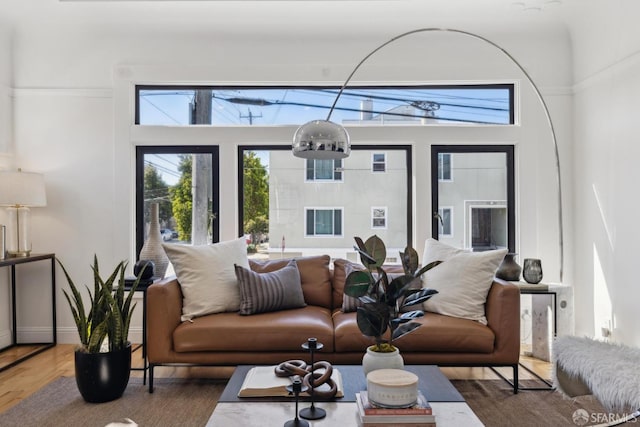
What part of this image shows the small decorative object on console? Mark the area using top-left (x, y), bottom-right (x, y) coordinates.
top-left (133, 259), bottom-right (155, 279)
top-left (495, 252), bottom-right (522, 281)
top-left (523, 258), bottom-right (543, 284)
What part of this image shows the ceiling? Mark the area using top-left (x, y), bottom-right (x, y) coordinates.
top-left (0, 0), bottom-right (573, 40)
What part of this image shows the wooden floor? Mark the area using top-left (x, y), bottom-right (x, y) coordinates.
top-left (0, 344), bottom-right (552, 414)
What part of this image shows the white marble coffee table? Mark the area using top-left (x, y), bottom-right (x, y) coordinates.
top-left (206, 365), bottom-right (484, 426)
top-left (206, 401), bottom-right (484, 426)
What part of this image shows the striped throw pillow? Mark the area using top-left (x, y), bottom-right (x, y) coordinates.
top-left (234, 259), bottom-right (306, 315)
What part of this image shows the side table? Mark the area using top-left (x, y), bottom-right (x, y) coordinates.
top-left (0, 253), bottom-right (57, 372)
top-left (124, 276), bottom-right (158, 385)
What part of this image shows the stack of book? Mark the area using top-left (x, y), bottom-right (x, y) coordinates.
top-left (355, 391), bottom-right (436, 427)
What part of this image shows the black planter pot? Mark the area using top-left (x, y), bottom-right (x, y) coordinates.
top-left (74, 343), bottom-right (132, 403)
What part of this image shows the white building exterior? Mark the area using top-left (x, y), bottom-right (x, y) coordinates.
top-left (268, 149), bottom-right (408, 261)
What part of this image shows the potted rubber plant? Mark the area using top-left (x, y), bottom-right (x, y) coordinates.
top-left (344, 235), bottom-right (441, 373)
top-left (59, 255), bottom-right (146, 403)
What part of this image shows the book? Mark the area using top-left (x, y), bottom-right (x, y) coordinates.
top-left (237, 365), bottom-right (344, 398)
top-left (355, 392), bottom-right (436, 424)
top-left (359, 390), bottom-right (432, 415)
top-left (357, 420), bottom-right (436, 427)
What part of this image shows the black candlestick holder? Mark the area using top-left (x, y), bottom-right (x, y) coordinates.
top-left (299, 338), bottom-right (326, 420)
top-left (284, 377), bottom-right (309, 427)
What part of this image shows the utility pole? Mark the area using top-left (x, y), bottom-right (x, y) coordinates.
top-left (239, 108), bottom-right (262, 125)
top-left (190, 90), bottom-right (213, 244)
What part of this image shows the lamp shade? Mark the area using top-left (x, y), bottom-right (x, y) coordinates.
top-left (0, 170), bottom-right (47, 207)
top-left (292, 120), bottom-right (351, 160)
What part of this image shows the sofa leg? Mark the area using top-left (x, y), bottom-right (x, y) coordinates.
top-left (513, 364), bottom-right (519, 394)
top-left (149, 364), bottom-right (154, 393)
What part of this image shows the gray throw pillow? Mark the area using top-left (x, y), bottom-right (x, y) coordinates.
top-left (234, 259), bottom-right (306, 315)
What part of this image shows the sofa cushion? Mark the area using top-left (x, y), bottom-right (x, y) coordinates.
top-left (249, 255), bottom-right (332, 309)
top-left (421, 238), bottom-right (507, 324)
top-left (173, 305), bottom-right (335, 353)
top-left (333, 311), bottom-right (494, 353)
top-left (235, 259), bottom-right (306, 315)
top-left (163, 237), bottom-right (250, 321)
top-left (332, 258), bottom-right (404, 312)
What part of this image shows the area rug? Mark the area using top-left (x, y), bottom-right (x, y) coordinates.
top-left (451, 379), bottom-right (630, 427)
top-left (0, 377), bottom-right (626, 427)
top-left (0, 377), bottom-right (225, 427)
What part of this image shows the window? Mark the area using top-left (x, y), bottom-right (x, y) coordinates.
top-left (135, 146), bottom-right (219, 258)
top-left (438, 207), bottom-right (453, 237)
top-left (238, 145), bottom-right (411, 260)
top-left (306, 208), bottom-right (343, 236)
top-left (306, 159), bottom-right (343, 181)
top-left (372, 207), bottom-right (387, 229)
top-left (136, 85), bottom-right (514, 126)
top-left (431, 145), bottom-right (515, 252)
top-left (438, 153), bottom-right (452, 181)
top-left (372, 153), bottom-right (386, 172)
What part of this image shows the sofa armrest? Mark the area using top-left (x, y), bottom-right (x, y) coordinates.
top-left (147, 276), bottom-right (183, 362)
top-left (485, 278), bottom-right (521, 363)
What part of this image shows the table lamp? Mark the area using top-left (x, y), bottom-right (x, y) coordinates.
top-left (0, 169), bottom-right (47, 257)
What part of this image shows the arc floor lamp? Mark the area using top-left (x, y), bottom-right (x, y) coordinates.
top-left (292, 28), bottom-right (564, 282)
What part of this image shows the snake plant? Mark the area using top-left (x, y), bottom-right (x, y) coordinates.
top-left (59, 255), bottom-right (142, 353)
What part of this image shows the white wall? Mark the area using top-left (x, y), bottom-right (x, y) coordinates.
top-left (5, 24), bottom-right (573, 344)
top-left (568, 0), bottom-right (640, 345)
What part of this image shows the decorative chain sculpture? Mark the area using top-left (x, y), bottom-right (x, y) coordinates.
top-left (275, 360), bottom-right (338, 399)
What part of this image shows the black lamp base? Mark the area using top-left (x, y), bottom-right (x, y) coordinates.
top-left (299, 406), bottom-right (326, 420)
top-left (284, 419), bottom-right (309, 427)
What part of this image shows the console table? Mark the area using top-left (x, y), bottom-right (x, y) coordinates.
top-left (0, 253), bottom-right (57, 372)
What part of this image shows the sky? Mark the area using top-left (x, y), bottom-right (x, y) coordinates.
top-left (139, 86), bottom-right (511, 186)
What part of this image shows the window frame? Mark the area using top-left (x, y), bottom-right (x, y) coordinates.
top-left (305, 207), bottom-right (344, 237)
top-left (372, 152), bottom-right (386, 173)
top-left (431, 145), bottom-right (515, 252)
top-left (438, 206), bottom-right (453, 237)
top-left (135, 145), bottom-right (220, 258)
top-left (438, 153), bottom-right (453, 181)
top-left (135, 84), bottom-right (515, 126)
top-left (372, 206), bottom-right (388, 229)
top-left (305, 158), bottom-right (343, 182)
top-left (238, 144), bottom-right (413, 247)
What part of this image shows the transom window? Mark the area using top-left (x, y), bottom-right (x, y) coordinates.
top-left (136, 85), bottom-right (514, 126)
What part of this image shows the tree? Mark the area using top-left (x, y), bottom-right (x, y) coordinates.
top-left (143, 165), bottom-right (171, 224)
top-left (245, 215), bottom-right (269, 244)
top-left (170, 155), bottom-right (193, 241)
top-left (243, 152), bottom-right (269, 239)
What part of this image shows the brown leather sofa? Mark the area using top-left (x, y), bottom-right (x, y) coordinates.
top-left (146, 255), bottom-right (521, 392)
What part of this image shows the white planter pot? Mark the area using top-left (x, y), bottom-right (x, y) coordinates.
top-left (362, 345), bottom-right (404, 376)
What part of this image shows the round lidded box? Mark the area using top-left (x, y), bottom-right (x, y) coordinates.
top-left (366, 369), bottom-right (418, 408)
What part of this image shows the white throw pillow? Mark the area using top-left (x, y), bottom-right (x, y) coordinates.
top-left (163, 237), bottom-right (250, 321)
top-left (421, 238), bottom-right (507, 324)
